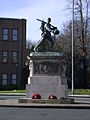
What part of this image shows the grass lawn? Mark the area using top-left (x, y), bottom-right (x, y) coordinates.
top-left (69, 89), bottom-right (90, 95)
top-left (0, 90), bottom-right (26, 93)
top-left (0, 89), bottom-right (90, 95)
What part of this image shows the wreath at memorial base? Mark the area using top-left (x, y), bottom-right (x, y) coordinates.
top-left (32, 94), bottom-right (41, 99)
top-left (48, 95), bottom-right (57, 100)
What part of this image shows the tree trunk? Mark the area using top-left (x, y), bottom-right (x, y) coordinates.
top-left (79, 0), bottom-right (88, 88)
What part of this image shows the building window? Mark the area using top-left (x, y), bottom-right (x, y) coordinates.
top-left (12, 29), bottom-right (18, 41)
top-left (2, 74), bottom-right (8, 85)
top-left (12, 51), bottom-right (18, 63)
top-left (11, 74), bottom-right (17, 85)
top-left (2, 28), bottom-right (8, 40)
top-left (2, 51), bottom-right (8, 63)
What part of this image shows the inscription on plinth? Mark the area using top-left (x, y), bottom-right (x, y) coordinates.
top-left (34, 61), bottom-right (59, 75)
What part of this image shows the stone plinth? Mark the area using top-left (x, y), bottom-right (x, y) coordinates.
top-left (26, 52), bottom-right (68, 99)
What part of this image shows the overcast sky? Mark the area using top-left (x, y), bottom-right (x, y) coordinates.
top-left (0, 0), bottom-right (70, 42)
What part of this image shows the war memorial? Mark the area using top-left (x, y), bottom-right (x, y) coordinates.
top-left (19, 18), bottom-right (71, 103)
top-left (26, 18), bottom-right (68, 99)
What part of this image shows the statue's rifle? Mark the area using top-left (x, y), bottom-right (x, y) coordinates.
top-left (36, 19), bottom-right (57, 29)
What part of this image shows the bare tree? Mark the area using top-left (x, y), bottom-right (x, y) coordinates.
top-left (73, 0), bottom-right (90, 87)
top-left (55, 0), bottom-right (90, 88)
top-left (26, 40), bottom-right (35, 56)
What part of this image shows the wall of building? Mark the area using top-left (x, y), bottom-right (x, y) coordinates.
top-left (0, 18), bottom-right (26, 89)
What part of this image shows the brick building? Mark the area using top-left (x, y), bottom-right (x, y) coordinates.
top-left (0, 18), bottom-right (26, 89)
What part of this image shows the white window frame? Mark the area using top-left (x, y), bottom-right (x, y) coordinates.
top-left (12, 29), bottom-right (18, 41)
top-left (11, 74), bottom-right (17, 85)
top-left (12, 51), bottom-right (18, 63)
top-left (2, 74), bottom-right (8, 85)
top-left (3, 28), bottom-right (8, 41)
top-left (2, 51), bottom-right (8, 63)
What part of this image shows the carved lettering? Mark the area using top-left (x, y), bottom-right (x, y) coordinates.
top-left (34, 62), bottom-right (59, 75)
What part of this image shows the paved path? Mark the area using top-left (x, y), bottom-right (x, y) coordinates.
top-left (0, 94), bottom-right (90, 108)
top-left (0, 98), bottom-right (90, 108)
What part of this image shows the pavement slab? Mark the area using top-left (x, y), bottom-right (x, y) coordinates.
top-left (0, 99), bottom-right (90, 108)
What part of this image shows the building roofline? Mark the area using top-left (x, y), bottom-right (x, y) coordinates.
top-left (0, 17), bottom-right (26, 21)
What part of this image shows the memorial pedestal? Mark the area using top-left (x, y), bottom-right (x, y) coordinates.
top-left (26, 52), bottom-right (68, 99)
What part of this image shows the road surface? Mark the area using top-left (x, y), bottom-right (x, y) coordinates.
top-left (0, 107), bottom-right (90, 120)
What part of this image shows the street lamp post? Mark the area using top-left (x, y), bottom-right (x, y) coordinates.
top-left (72, 0), bottom-right (74, 94)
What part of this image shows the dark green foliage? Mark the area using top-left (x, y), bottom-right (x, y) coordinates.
top-left (21, 65), bottom-right (29, 89)
top-left (0, 85), bottom-right (18, 90)
top-left (37, 40), bottom-right (50, 52)
top-left (26, 45), bottom-right (35, 56)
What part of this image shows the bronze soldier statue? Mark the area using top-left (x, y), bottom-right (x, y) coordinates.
top-left (34, 18), bottom-right (59, 52)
